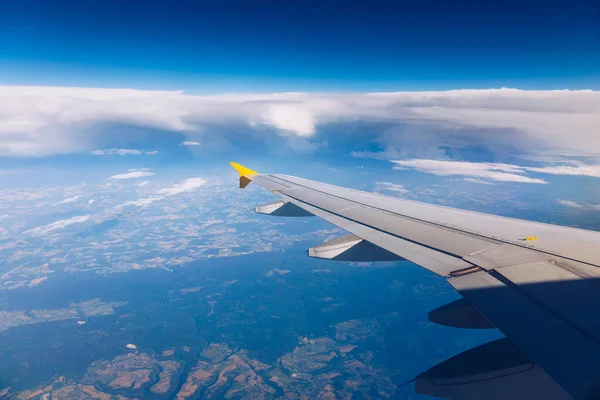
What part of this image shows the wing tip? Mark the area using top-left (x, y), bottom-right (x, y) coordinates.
top-left (230, 162), bottom-right (258, 177)
top-left (230, 162), bottom-right (258, 189)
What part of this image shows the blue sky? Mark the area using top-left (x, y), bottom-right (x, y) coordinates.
top-left (1, 0), bottom-right (599, 91)
top-left (1, 0), bottom-right (600, 217)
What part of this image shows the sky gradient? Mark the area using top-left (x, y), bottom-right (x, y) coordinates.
top-left (1, 0), bottom-right (599, 91)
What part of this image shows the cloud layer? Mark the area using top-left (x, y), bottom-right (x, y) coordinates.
top-left (109, 169), bottom-right (155, 180)
top-left (524, 165), bottom-right (600, 178)
top-left (1, 86), bottom-right (600, 158)
top-left (54, 195), bottom-right (82, 205)
top-left (27, 215), bottom-right (91, 236)
top-left (156, 177), bottom-right (207, 195)
top-left (374, 181), bottom-right (408, 193)
top-left (92, 148), bottom-right (142, 156)
top-left (124, 177), bottom-right (207, 207)
top-left (392, 160), bottom-right (548, 183)
top-left (391, 159), bottom-right (600, 183)
top-left (179, 141), bottom-right (201, 146)
top-left (91, 148), bottom-right (158, 156)
top-left (557, 199), bottom-right (600, 211)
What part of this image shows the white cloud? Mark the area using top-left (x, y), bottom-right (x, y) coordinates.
top-left (27, 215), bottom-right (91, 236)
top-left (122, 197), bottom-right (163, 207)
top-left (523, 165), bottom-right (600, 178)
top-left (137, 181), bottom-right (150, 187)
top-left (374, 181), bottom-right (408, 193)
top-left (54, 195), bottom-right (82, 205)
top-left (157, 177), bottom-right (207, 195)
top-left (2, 86), bottom-right (600, 158)
top-left (557, 199), bottom-right (600, 210)
top-left (392, 159), bottom-right (548, 184)
top-left (91, 148), bottom-right (142, 156)
top-left (463, 178), bottom-right (496, 185)
top-left (391, 159), bottom-right (600, 183)
top-left (88, 199), bottom-right (96, 205)
top-left (109, 169), bottom-right (155, 180)
top-left (179, 141), bottom-right (201, 146)
top-left (123, 177), bottom-right (207, 207)
top-left (91, 148), bottom-right (157, 156)
top-left (558, 199), bottom-right (584, 208)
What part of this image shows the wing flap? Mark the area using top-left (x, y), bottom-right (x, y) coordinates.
top-left (254, 200), bottom-right (314, 217)
top-left (308, 234), bottom-right (404, 261)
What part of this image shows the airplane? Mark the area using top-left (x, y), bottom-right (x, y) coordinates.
top-left (230, 162), bottom-right (600, 400)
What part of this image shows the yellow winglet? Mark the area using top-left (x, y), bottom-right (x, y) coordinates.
top-left (523, 236), bottom-right (539, 241)
top-left (230, 162), bottom-right (259, 189)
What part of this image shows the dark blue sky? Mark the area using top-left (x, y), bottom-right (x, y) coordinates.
top-left (1, 0), bottom-right (599, 91)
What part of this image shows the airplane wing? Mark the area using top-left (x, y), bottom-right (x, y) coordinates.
top-left (230, 162), bottom-right (600, 400)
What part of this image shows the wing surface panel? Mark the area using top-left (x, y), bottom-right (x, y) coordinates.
top-left (258, 176), bottom-right (502, 262)
top-left (274, 174), bottom-right (600, 267)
